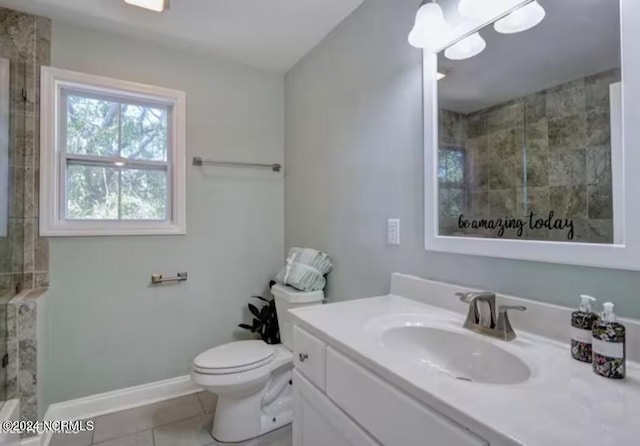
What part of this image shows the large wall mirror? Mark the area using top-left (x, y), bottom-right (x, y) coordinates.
top-left (422, 0), bottom-right (640, 270)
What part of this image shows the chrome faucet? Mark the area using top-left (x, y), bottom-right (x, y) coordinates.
top-left (456, 292), bottom-right (526, 341)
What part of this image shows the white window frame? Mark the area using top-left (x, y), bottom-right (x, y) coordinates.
top-left (423, 0), bottom-right (640, 271)
top-left (40, 67), bottom-right (186, 236)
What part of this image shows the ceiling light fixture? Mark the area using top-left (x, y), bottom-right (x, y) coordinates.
top-left (494, 1), bottom-right (546, 34)
top-left (124, 0), bottom-right (169, 12)
top-left (408, 2), bottom-right (452, 51)
top-left (444, 32), bottom-right (486, 60)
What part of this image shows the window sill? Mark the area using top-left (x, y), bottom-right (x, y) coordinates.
top-left (40, 221), bottom-right (186, 237)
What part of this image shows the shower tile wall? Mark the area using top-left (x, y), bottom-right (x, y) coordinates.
top-left (0, 7), bottom-right (50, 432)
top-left (0, 12), bottom-right (26, 293)
top-left (6, 289), bottom-right (41, 426)
top-left (438, 69), bottom-right (619, 243)
top-left (0, 8), bottom-right (51, 293)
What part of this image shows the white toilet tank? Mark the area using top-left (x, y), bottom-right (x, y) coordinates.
top-left (271, 284), bottom-right (324, 350)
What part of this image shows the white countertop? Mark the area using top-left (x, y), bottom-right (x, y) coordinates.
top-left (290, 294), bottom-right (640, 446)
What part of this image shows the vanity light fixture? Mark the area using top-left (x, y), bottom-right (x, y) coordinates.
top-left (408, 1), bottom-right (452, 50)
top-left (124, 0), bottom-right (169, 12)
top-left (494, 1), bottom-right (546, 34)
top-left (444, 32), bottom-right (486, 60)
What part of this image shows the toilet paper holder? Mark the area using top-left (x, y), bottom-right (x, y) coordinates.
top-left (151, 272), bottom-right (188, 285)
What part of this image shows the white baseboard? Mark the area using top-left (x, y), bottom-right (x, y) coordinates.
top-left (19, 436), bottom-right (39, 446)
top-left (37, 375), bottom-right (201, 446)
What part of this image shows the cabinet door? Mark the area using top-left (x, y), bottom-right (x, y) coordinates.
top-left (293, 326), bottom-right (327, 390)
top-left (293, 370), bottom-right (379, 446)
top-left (326, 347), bottom-right (489, 446)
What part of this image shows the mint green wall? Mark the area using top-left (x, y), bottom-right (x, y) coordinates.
top-left (284, 0), bottom-right (640, 318)
top-left (42, 22), bottom-right (284, 410)
top-left (40, 0), bottom-right (640, 414)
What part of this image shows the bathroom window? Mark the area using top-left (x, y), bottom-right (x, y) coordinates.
top-left (438, 146), bottom-right (467, 234)
top-left (40, 67), bottom-right (186, 236)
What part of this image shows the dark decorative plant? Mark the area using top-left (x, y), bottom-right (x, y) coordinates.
top-left (239, 281), bottom-right (281, 345)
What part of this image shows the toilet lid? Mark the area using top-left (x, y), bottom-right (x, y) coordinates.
top-left (194, 340), bottom-right (275, 373)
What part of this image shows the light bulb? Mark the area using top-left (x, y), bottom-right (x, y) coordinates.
top-left (494, 1), bottom-right (546, 34)
top-left (444, 33), bottom-right (486, 60)
top-left (408, 3), bottom-right (452, 51)
top-left (458, 0), bottom-right (519, 21)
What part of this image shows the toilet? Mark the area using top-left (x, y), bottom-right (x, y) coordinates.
top-left (191, 284), bottom-right (324, 443)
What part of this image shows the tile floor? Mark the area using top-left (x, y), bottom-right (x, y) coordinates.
top-left (50, 392), bottom-right (292, 446)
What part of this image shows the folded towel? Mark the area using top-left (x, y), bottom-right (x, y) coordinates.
top-left (275, 247), bottom-right (332, 292)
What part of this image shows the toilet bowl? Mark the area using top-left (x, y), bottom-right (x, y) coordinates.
top-left (192, 284), bottom-right (324, 443)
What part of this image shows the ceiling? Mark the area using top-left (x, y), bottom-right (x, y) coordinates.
top-left (0, 0), bottom-right (363, 72)
top-left (438, 0), bottom-right (621, 114)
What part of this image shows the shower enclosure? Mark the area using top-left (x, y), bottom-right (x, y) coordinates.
top-left (0, 34), bottom-right (27, 409)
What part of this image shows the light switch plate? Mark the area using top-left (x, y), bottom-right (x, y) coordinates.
top-left (388, 219), bottom-right (400, 245)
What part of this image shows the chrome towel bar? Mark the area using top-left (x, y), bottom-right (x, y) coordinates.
top-left (193, 157), bottom-right (282, 173)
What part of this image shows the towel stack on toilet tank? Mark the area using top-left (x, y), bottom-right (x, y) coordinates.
top-left (275, 247), bottom-right (332, 292)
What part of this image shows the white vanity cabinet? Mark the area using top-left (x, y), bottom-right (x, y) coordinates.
top-left (292, 326), bottom-right (489, 446)
top-left (293, 370), bottom-right (379, 446)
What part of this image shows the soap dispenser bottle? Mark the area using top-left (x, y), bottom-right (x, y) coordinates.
top-left (571, 295), bottom-right (598, 363)
top-left (592, 302), bottom-right (626, 379)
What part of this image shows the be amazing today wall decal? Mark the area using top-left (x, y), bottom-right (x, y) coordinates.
top-left (457, 211), bottom-right (575, 240)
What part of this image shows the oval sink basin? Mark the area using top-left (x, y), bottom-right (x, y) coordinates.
top-left (380, 326), bottom-right (531, 385)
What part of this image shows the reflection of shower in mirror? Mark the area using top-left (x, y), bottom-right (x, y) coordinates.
top-left (436, 0), bottom-right (621, 245)
top-left (0, 58), bottom-right (9, 238)
top-left (423, 0), bottom-right (636, 270)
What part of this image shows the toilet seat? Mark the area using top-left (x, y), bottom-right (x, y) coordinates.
top-left (193, 340), bottom-right (275, 375)
top-left (192, 345), bottom-right (292, 396)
